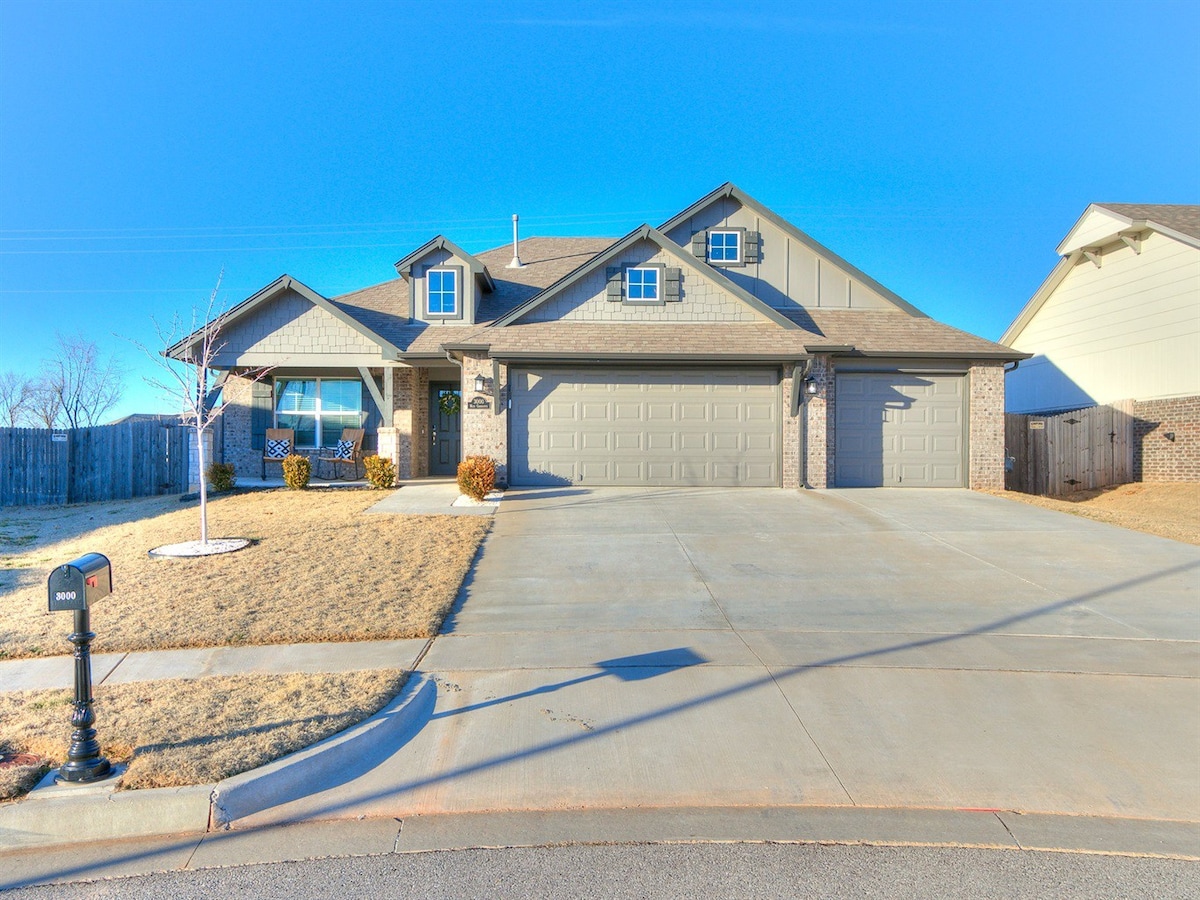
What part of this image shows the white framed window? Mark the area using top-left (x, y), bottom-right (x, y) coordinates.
top-left (708, 230), bottom-right (742, 265)
top-left (427, 268), bottom-right (458, 316)
top-left (625, 266), bottom-right (661, 302)
top-left (274, 378), bottom-right (362, 449)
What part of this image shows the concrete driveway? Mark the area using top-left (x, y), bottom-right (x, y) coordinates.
top-left (238, 488), bottom-right (1200, 831)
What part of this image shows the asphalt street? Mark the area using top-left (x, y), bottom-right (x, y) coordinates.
top-left (3, 843), bottom-right (1196, 899)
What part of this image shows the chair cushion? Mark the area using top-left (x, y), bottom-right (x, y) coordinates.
top-left (265, 438), bottom-right (291, 459)
top-left (334, 439), bottom-right (355, 460)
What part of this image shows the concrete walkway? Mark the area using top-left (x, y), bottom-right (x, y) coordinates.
top-left (4, 486), bottom-right (1198, 874)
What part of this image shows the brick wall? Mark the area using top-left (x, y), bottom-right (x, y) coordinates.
top-left (781, 363), bottom-right (800, 489)
top-left (968, 363), bottom-right (1006, 490)
top-left (1132, 395), bottom-right (1200, 482)
top-left (461, 352), bottom-right (508, 485)
top-left (803, 356), bottom-right (832, 488)
top-left (221, 373), bottom-right (259, 480)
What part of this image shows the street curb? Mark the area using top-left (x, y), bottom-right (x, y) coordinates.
top-left (0, 673), bottom-right (436, 851)
top-left (209, 672), bottom-right (436, 829)
top-left (0, 778), bottom-right (214, 852)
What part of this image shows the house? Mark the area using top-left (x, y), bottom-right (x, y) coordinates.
top-left (1003, 204), bottom-right (1200, 481)
top-left (169, 184), bottom-right (1021, 490)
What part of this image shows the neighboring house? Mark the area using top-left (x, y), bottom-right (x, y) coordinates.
top-left (169, 184), bottom-right (1021, 490)
top-left (1003, 203), bottom-right (1200, 481)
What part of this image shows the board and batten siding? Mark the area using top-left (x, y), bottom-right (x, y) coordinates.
top-left (662, 195), bottom-right (897, 312)
top-left (1007, 231), bottom-right (1200, 413)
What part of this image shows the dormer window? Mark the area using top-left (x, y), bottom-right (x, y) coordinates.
top-left (625, 266), bottom-right (661, 302)
top-left (427, 268), bottom-right (459, 317)
top-left (708, 229), bottom-right (743, 265)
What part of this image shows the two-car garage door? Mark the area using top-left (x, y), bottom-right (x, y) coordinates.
top-left (510, 368), bottom-right (780, 486)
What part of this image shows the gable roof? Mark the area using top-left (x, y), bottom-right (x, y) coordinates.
top-left (165, 274), bottom-right (403, 362)
top-left (492, 223), bottom-right (798, 330)
top-left (1096, 204), bottom-right (1200, 240)
top-left (1057, 203), bottom-right (1200, 255)
top-left (658, 182), bottom-right (928, 318)
top-left (1003, 202), bottom-right (1200, 345)
top-left (393, 235), bottom-right (496, 291)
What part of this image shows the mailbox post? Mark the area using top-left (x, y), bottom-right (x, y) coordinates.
top-left (47, 553), bottom-right (113, 783)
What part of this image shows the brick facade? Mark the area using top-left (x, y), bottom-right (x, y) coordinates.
top-left (460, 352), bottom-right (508, 485)
top-left (388, 367), bottom-right (431, 480)
top-left (221, 373), bottom-right (261, 480)
top-left (803, 356), bottom-right (833, 488)
top-left (968, 362), bottom-right (1006, 490)
top-left (780, 363), bottom-right (800, 489)
top-left (1132, 395), bottom-right (1200, 482)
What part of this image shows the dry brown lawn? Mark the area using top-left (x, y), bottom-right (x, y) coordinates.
top-left (988, 482), bottom-right (1200, 545)
top-left (0, 489), bottom-right (489, 659)
top-left (0, 669), bottom-right (406, 800)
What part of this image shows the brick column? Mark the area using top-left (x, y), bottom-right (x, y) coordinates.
top-left (968, 362), bottom-right (1005, 490)
top-left (460, 352), bottom-right (508, 485)
top-left (781, 363), bottom-right (801, 489)
top-left (803, 356), bottom-right (833, 488)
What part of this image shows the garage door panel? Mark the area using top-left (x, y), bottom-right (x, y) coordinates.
top-left (835, 373), bottom-right (966, 488)
top-left (712, 432), bottom-right (740, 451)
top-left (512, 368), bottom-right (779, 486)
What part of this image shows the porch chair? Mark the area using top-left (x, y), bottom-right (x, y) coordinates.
top-left (318, 428), bottom-right (365, 480)
top-left (262, 428), bottom-right (295, 480)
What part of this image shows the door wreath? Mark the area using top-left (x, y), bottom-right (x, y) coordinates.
top-left (438, 392), bottom-right (461, 417)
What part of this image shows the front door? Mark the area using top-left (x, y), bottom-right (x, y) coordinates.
top-left (429, 382), bottom-right (462, 476)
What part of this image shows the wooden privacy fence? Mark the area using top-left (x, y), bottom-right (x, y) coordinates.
top-left (0, 422), bottom-right (189, 506)
top-left (1005, 400), bottom-right (1133, 497)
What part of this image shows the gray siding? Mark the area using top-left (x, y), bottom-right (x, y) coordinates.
top-left (215, 289), bottom-right (380, 363)
top-left (664, 199), bottom-right (897, 312)
top-left (518, 239), bottom-right (763, 324)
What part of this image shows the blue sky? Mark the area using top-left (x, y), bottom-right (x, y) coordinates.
top-left (2, 0), bottom-right (1197, 419)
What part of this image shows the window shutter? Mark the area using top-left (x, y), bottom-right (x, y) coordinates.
top-left (743, 231), bottom-right (761, 264)
top-left (250, 380), bottom-right (274, 451)
top-left (606, 266), bottom-right (623, 301)
top-left (665, 267), bottom-right (682, 301)
top-left (691, 231), bottom-right (707, 258)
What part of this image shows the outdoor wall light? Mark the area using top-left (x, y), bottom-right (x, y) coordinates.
top-left (474, 374), bottom-right (493, 395)
top-left (804, 376), bottom-right (818, 395)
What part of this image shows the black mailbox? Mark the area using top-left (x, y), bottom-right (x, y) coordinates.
top-left (48, 553), bottom-right (112, 612)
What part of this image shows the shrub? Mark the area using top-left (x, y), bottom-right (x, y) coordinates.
top-left (457, 455), bottom-right (496, 501)
top-left (363, 454), bottom-right (396, 489)
top-left (281, 454), bottom-right (311, 490)
top-left (206, 461), bottom-right (236, 493)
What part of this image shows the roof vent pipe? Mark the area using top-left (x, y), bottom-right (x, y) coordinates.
top-left (507, 214), bottom-right (524, 269)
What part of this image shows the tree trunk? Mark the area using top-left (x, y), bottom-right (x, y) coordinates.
top-left (196, 422), bottom-right (209, 545)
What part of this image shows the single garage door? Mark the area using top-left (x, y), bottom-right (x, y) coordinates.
top-left (511, 368), bottom-right (780, 486)
top-left (835, 373), bottom-right (966, 487)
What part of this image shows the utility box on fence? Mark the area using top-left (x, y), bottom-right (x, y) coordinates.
top-left (47, 553), bottom-right (112, 612)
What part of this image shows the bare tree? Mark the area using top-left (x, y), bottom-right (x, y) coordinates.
top-left (129, 274), bottom-right (270, 545)
top-left (0, 371), bottom-right (35, 426)
top-left (27, 377), bottom-right (63, 428)
top-left (39, 333), bottom-right (126, 428)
